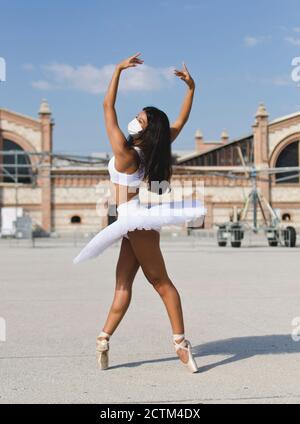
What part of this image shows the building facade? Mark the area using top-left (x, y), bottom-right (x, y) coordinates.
top-left (177, 104), bottom-right (300, 229)
top-left (0, 100), bottom-right (299, 236)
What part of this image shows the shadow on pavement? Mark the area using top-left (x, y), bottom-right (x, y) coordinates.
top-left (195, 334), bottom-right (300, 373)
top-left (108, 334), bottom-right (300, 372)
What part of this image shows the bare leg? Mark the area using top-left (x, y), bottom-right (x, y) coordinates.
top-left (127, 229), bottom-right (188, 363)
top-left (99, 236), bottom-right (140, 340)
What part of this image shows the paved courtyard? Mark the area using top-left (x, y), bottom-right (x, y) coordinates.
top-left (0, 234), bottom-right (300, 404)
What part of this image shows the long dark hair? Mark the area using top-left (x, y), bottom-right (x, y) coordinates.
top-left (127, 106), bottom-right (172, 194)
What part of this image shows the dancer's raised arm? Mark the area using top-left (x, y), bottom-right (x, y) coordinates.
top-left (103, 52), bottom-right (144, 156)
top-left (170, 62), bottom-right (195, 143)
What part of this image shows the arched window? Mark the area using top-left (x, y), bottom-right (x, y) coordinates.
top-left (275, 140), bottom-right (299, 184)
top-left (71, 215), bottom-right (81, 224)
top-left (1, 139), bottom-right (32, 184)
top-left (282, 213), bottom-right (291, 222)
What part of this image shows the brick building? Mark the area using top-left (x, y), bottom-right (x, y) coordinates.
top-left (0, 100), bottom-right (299, 236)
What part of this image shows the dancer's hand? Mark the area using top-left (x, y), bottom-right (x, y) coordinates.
top-left (117, 52), bottom-right (144, 71)
top-left (173, 62), bottom-right (195, 89)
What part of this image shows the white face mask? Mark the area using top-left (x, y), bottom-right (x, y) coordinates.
top-left (128, 117), bottom-right (144, 137)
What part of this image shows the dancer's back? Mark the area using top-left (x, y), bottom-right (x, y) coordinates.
top-left (108, 145), bottom-right (145, 206)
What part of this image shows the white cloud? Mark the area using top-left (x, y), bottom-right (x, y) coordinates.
top-left (31, 62), bottom-right (175, 94)
top-left (22, 63), bottom-right (35, 71)
top-left (285, 36), bottom-right (300, 46)
top-left (293, 27), bottom-right (300, 33)
top-left (31, 80), bottom-right (55, 90)
top-left (245, 74), bottom-right (293, 87)
top-left (271, 76), bottom-right (293, 86)
top-left (244, 35), bottom-right (271, 47)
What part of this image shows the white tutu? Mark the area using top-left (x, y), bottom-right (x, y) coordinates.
top-left (73, 194), bottom-right (207, 264)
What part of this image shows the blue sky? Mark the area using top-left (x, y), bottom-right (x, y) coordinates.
top-left (1, 0), bottom-right (300, 154)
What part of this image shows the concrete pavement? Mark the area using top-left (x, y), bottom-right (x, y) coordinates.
top-left (0, 235), bottom-right (300, 403)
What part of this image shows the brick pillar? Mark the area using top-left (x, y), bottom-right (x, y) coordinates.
top-left (252, 103), bottom-right (271, 211)
top-left (39, 99), bottom-right (54, 234)
top-left (204, 195), bottom-right (213, 229)
top-left (0, 127), bottom-right (3, 231)
top-left (0, 127), bottom-right (3, 183)
top-left (195, 129), bottom-right (204, 153)
top-left (220, 129), bottom-right (229, 145)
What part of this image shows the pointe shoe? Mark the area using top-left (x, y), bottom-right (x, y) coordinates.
top-left (173, 336), bottom-right (198, 373)
top-left (96, 331), bottom-right (111, 370)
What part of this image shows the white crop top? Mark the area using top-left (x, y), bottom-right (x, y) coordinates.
top-left (108, 146), bottom-right (145, 187)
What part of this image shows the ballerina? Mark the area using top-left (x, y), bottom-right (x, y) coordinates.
top-left (73, 52), bottom-right (207, 373)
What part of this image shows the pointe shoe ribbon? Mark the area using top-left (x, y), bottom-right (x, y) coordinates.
top-left (96, 337), bottom-right (109, 370)
top-left (173, 338), bottom-right (198, 373)
top-left (96, 338), bottom-right (109, 352)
